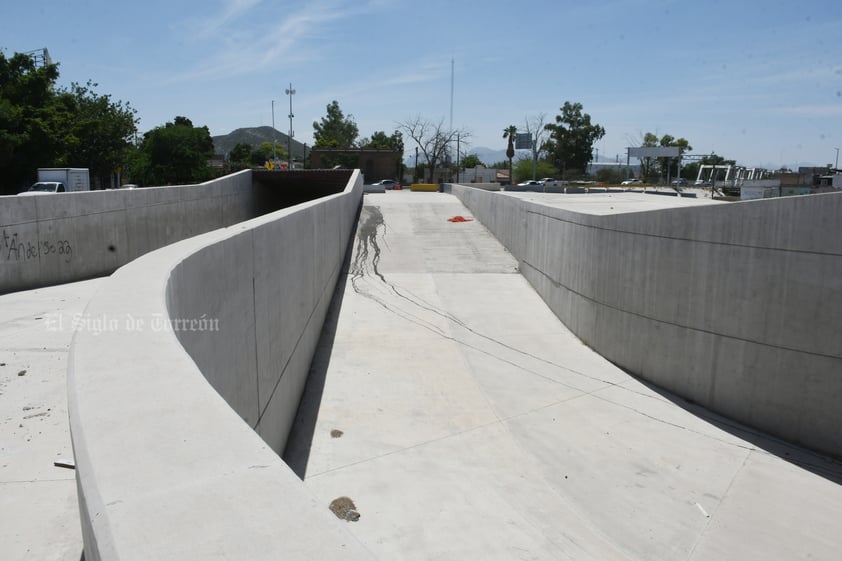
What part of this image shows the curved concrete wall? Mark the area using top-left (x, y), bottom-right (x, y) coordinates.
top-left (68, 171), bottom-right (376, 561)
top-left (0, 171), bottom-right (255, 294)
top-left (451, 184), bottom-right (842, 458)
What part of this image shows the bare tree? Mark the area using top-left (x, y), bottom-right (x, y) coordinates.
top-left (523, 113), bottom-right (549, 180)
top-left (397, 116), bottom-right (468, 183)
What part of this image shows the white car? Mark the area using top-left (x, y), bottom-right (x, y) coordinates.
top-left (621, 179), bottom-right (643, 185)
top-left (372, 179), bottom-right (401, 190)
top-left (516, 180), bottom-right (543, 187)
top-left (18, 181), bottom-right (66, 195)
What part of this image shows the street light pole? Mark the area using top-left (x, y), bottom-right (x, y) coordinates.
top-left (835, 147), bottom-right (839, 171)
top-left (271, 100), bottom-right (277, 165)
top-left (285, 83), bottom-right (296, 169)
top-left (456, 133), bottom-right (460, 184)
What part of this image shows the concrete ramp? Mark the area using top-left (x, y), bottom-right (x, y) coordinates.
top-left (286, 191), bottom-right (842, 561)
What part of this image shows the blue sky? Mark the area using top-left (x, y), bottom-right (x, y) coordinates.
top-left (2, 0), bottom-right (841, 169)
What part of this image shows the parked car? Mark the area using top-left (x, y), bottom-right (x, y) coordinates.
top-left (517, 180), bottom-right (543, 187)
top-left (539, 177), bottom-right (559, 187)
top-left (694, 179), bottom-right (712, 186)
top-left (671, 178), bottom-right (688, 187)
top-left (372, 179), bottom-right (401, 190)
top-left (18, 181), bottom-right (66, 195)
top-left (621, 178), bottom-right (643, 185)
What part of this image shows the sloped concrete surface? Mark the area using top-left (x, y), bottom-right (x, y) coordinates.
top-left (66, 176), bottom-right (374, 561)
top-left (286, 191), bottom-right (842, 561)
top-left (451, 186), bottom-right (842, 457)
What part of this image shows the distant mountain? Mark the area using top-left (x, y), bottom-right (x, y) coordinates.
top-left (212, 126), bottom-right (307, 159)
top-left (470, 146), bottom-right (510, 167)
top-left (403, 146), bottom-right (511, 168)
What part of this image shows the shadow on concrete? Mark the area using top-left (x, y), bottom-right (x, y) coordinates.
top-left (629, 372), bottom-right (842, 486)
top-left (282, 203), bottom-right (360, 479)
top-left (253, 169), bottom-right (353, 216)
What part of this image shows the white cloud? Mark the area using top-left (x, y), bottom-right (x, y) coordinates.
top-left (780, 104), bottom-right (842, 117)
top-left (188, 0), bottom-right (263, 39)
top-left (175, 0), bottom-right (385, 82)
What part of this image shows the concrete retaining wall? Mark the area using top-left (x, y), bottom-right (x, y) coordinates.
top-left (0, 171), bottom-right (254, 294)
top-left (68, 171), bottom-right (376, 561)
top-left (450, 184), bottom-right (842, 458)
top-left (458, 182), bottom-right (501, 191)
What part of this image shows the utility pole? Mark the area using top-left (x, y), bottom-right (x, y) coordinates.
top-left (271, 100), bottom-right (277, 165)
top-left (532, 132), bottom-right (538, 180)
top-left (450, 57), bottom-right (455, 182)
top-left (449, 57), bottom-right (454, 134)
top-left (285, 84), bottom-right (295, 169)
top-left (456, 133), bottom-right (461, 184)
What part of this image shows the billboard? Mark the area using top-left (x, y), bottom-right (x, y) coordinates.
top-left (515, 133), bottom-right (533, 150)
top-left (628, 146), bottom-right (681, 158)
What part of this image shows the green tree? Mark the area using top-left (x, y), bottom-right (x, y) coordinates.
top-left (0, 51), bottom-right (138, 192)
top-left (228, 142), bottom-right (252, 163)
top-left (249, 142), bottom-right (284, 167)
top-left (659, 134), bottom-right (692, 180)
top-left (313, 100), bottom-right (358, 149)
top-left (638, 132), bottom-right (659, 180)
top-left (360, 129), bottom-right (405, 178)
top-left (513, 158), bottom-right (558, 182)
top-left (460, 154), bottom-right (484, 169)
top-left (634, 132), bottom-right (693, 181)
top-left (543, 102), bottom-right (605, 179)
top-left (0, 52), bottom-right (64, 192)
top-left (360, 130), bottom-right (401, 150)
top-left (133, 116), bottom-right (214, 185)
top-left (57, 80), bottom-right (137, 187)
top-left (594, 167), bottom-right (626, 184)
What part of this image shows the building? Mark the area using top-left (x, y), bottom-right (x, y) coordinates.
top-left (308, 148), bottom-right (401, 182)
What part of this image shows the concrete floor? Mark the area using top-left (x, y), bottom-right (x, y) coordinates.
top-left (285, 190), bottom-right (842, 561)
top-left (0, 278), bottom-right (103, 561)
top-left (500, 188), bottom-right (724, 215)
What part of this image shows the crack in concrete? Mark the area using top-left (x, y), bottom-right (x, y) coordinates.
top-left (340, 204), bottom-right (821, 463)
top-left (348, 205), bottom-right (665, 402)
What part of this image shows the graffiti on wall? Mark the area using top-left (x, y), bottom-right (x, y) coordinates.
top-left (1, 229), bottom-right (73, 264)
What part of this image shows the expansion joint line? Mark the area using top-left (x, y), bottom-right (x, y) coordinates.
top-left (519, 259), bottom-right (842, 362)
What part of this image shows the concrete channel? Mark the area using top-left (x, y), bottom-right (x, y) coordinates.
top-left (285, 190), bottom-right (842, 561)
top-left (2, 180), bottom-right (840, 560)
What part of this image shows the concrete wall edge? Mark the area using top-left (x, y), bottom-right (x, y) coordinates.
top-left (68, 170), bottom-right (377, 560)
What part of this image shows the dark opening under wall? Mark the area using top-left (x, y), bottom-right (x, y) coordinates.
top-left (252, 169), bottom-right (354, 216)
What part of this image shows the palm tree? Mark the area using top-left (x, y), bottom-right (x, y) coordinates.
top-left (503, 125), bottom-right (517, 185)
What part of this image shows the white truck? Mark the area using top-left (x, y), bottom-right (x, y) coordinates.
top-left (20, 168), bottom-right (90, 195)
